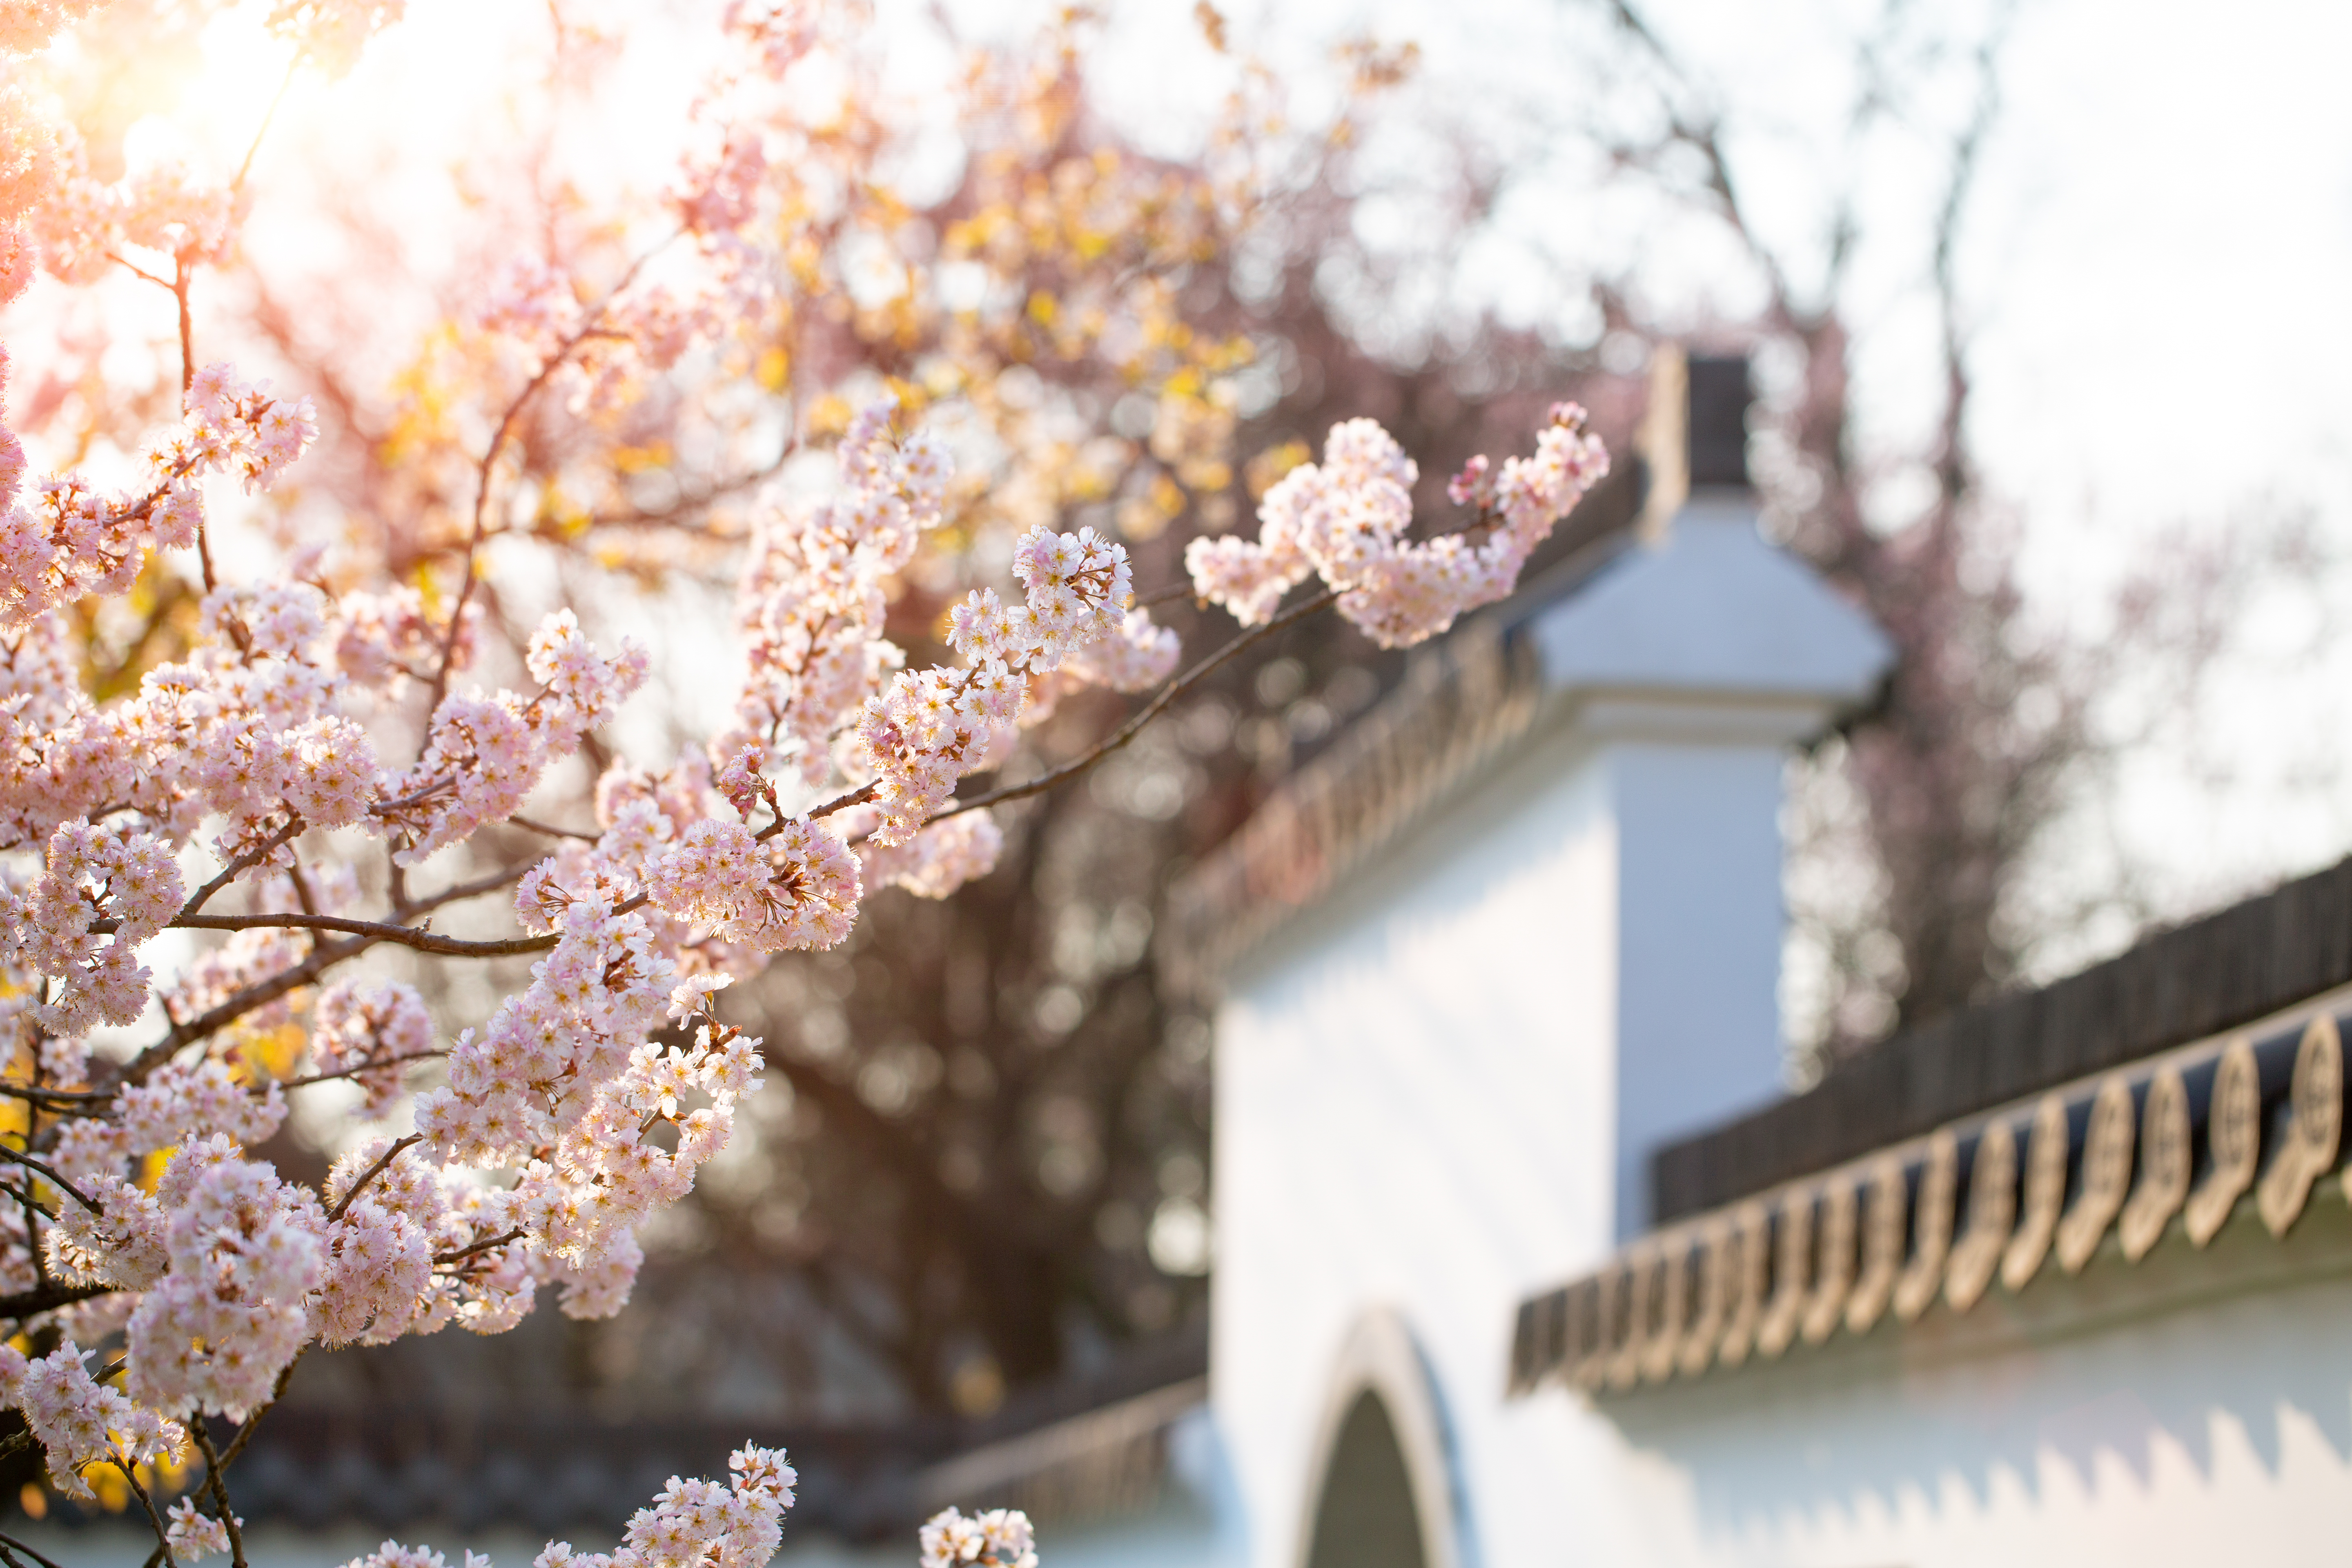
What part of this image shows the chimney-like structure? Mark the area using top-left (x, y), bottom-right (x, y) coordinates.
top-left (1532, 346), bottom-right (1892, 1235)
top-left (1685, 352), bottom-right (1754, 489)
top-left (1206, 347), bottom-right (1893, 1568)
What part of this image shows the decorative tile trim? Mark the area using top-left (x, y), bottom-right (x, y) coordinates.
top-left (1509, 1002), bottom-right (2352, 1398)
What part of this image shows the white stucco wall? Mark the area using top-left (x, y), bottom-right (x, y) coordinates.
top-left (1212, 719), bottom-right (1621, 1568)
top-left (1607, 741), bottom-right (1789, 1242)
top-left (1210, 713), bottom-right (1829, 1568)
top-left (1209, 497), bottom-right (1895, 1568)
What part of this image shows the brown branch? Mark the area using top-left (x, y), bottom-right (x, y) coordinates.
top-left (395, 858), bottom-right (545, 921)
top-left (163, 911), bottom-right (560, 959)
top-left (105, 253), bottom-right (174, 290)
top-left (369, 774), bottom-right (459, 817)
top-left (0, 1082), bottom-right (110, 1106)
top-left (425, 241), bottom-right (673, 722)
top-left (278, 1051), bottom-right (446, 1090)
top-left (116, 931), bottom-right (373, 1086)
top-left (510, 814), bottom-right (601, 842)
top-left (118, 860), bottom-right (617, 1082)
top-left (434, 1227), bottom-right (524, 1267)
top-left (0, 1183), bottom-right (56, 1221)
top-left (0, 1147), bottom-right (99, 1213)
top-left (936, 586), bottom-right (1338, 820)
top-left (795, 780), bottom-right (878, 827)
top-left (0, 1528), bottom-right (69, 1568)
top-left (326, 1135), bottom-right (421, 1223)
top-left (117, 1458), bottom-right (179, 1568)
top-left (173, 254), bottom-right (195, 404)
top-left (0, 1281), bottom-right (110, 1320)
top-left (188, 1422), bottom-right (248, 1568)
top-left (180, 819), bottom-right (305, 919)
top-left (1131, 580), bottom-right (1198, 609)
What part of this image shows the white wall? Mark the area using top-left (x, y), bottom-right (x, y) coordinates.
top-left (1207, 497), bottom-right (1896, 1568)
top-left (1607, 740), bottom-right (1790, 1241)
top-left (1209, 718), bottom-right (1628, 1568)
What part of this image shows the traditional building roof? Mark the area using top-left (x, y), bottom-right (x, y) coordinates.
top-left (1508, 858), bottom-right (2352, 1399)
top-left (170, 1329), bottom-right (1213, 1543)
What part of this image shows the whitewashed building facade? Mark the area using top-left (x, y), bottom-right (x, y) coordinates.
top-left (965, 352), bottom-right (2352, 1567)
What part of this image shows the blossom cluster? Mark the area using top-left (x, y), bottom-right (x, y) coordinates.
top-left (853, 521), bottom-right (1160, 846)
top-left (920, 1508), bottom-right (1040, 1568)
top-left (0, 0), bottom-right (1599, 1555)
top-left (413, 906), bottom-right (760, 1316)
top-left (345, 1446), bottom-right (814, 1568)
top-left (167, 1495), bottom-right (236, 1561)
top-left (0, 1337), bottom-right (186, 1500)
top-left (0, 361), bottom-right (317, 631)
top-left (1186, 403), bottom-right (1611, 648)
top-left (728, 398), bottom-right (952, 785)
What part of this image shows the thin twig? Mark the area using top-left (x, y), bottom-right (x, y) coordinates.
top-left (0, 1529), bottom-right (68, 1568)
top-left (105, 253), bottom-right (174, 290)
top-left (434, 1227), bottom-right (524, 1267)
top-left (161, 912), bottom-right (560, 959)
top-left (1131, 580), bottom-right (1198, 609)
top-left (425, 241), bottom-right (671, 722)
top-left (0, 1183), bottom-right (55, 1221)
top-left (509, 814), bottom-right (601, 842)
top-left (180, 820), bottom-right (305, 919)
top-left (116, 928), bottom-right (370, 1087)
top-left (233, 56), bottom-right (299, 194)
top-left (277, 1051), bottom-right (447, 1091)
top-left (0, 1147), bottom-right (99, 1213)
top-left (795, 780), bottom-right (877, 828)
top-left (118, 1460), bottom-right (179, 1568)
top-left (937, 587), bottom-right (1339, 820)
top-left (189, 1422), bottom-right (248, 1568)
top-left (326, 1135), bottom-right (421, 1223)
top-left (394, 858), bottom-right (544, 922)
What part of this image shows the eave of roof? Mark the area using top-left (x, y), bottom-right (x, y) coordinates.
top-left (1653, 854), bottom-right (2352, 1223)
top-left (198, 1328), bottom-right (1210, 1541)
top-left (1512, 980), bottom-right (2352, 1400)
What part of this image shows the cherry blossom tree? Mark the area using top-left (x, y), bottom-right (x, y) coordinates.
top-left (0, 0), bottom-right (1608, 1561)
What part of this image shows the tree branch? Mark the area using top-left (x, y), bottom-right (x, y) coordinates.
top-left (278, 1051), bottom-right (447, 1091)
top-left (180, 820), bottom-right (305, 919)
top-left (163, 911), bottom-right (559, 959)
top-left (434, 1227), bottom-right (524, 1267)
top-left (0, 1147), bottom-right (98, 1213)
top-left (425, 239), bottom-right (673, 722)
top-left (0, 1282), bottom-right (111, 1320)
top-left (326, 1135), bottom-right (421, 1223)
top-left (0, 1530), bottom-right (68, 1568)
top-left (189, 1422), bottom-right (248, 1568)
top-left (935, 586), bottom-right (1338, 820)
